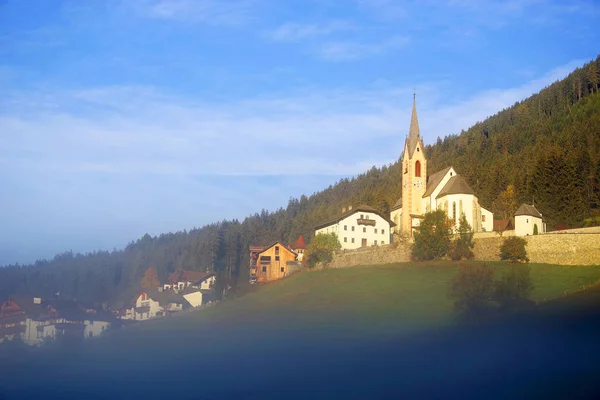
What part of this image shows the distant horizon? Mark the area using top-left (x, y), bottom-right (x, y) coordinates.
top-left (2, 0), bottom-right (599, 266)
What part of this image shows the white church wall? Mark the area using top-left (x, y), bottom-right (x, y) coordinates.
top-left (423, 167), bottom-right (457, 212)
top-left (390, 208), bottom-right (402, 233)
top-left (515, 215), bottom-right (543, 236)
top-left (481, 207), bottom-right (494, 232)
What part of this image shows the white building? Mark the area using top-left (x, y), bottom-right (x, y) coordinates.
top-left (391, 96), bottom-right (493, 236)
top-left (315, 205), bottom-right (396, 250)
top-left (182, 291), bottom-right (203, 308)
top-left (120, 291), bottom-right (163, 321)
top-left (515, 204), bottom-right (546, 236)
top-left (163, 271), bottom-right (216, 292)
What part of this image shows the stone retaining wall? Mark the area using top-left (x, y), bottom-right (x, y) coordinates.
top-left (474, 234), bottom-right (600, 265)
top-left (328, 243), bottom-right (411, 268)
top-left (329, 233), bottom-right (600, 268)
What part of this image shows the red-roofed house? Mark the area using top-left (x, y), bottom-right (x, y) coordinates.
top-left (0, 297), bottom-right (26, 344)
top-left (291, 235), bottom-right (307, 261)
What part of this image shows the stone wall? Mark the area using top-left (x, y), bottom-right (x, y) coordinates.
top-left (328, 243), bottom-right (411, 268)
top-left (329, 232), bottom-right (600, 268)
top-left (473, 230), bottom-right (515, 239)
top-left (474, 234), bottom-right (600, 265)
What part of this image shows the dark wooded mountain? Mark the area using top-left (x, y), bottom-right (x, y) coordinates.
top-left (1, 56), bottom-right (599, 305)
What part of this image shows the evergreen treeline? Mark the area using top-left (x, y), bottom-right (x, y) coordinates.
top-left (1, 56), bottom-right (599, 305)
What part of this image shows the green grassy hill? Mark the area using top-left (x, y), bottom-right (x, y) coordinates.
top-left (4, 261), bottom-right (600, 399)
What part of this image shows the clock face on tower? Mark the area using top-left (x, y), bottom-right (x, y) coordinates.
top-left (413, 178), bottom-right (423, 189)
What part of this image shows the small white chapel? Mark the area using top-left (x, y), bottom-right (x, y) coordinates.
top-left (390, 96), bottom-right (494, 236)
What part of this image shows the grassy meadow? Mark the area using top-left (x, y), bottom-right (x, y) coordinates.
top-left (3, 260), bottom-right (600, 399)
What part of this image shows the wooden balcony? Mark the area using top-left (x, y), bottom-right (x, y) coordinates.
top-left (357, 218), bottom-right (376, 226)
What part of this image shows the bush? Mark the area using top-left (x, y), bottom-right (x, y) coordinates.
top-left (499, 236), bottom-right (528, 262)
top-left (412, 210), bottom-right (452, 260)
top-left (533, 224), bottom-right (539, 235)
top-left (305, 233), bottom-right (341, 268)
top-left (448, 263), bottom-right (495, 322)
top-left (494, 264), bottom-right (534, 309)
top-left (448, 214), bottom-right (475, 261)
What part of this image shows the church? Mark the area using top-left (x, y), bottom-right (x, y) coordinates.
top-left (390, 97), bottom-right (494, 236)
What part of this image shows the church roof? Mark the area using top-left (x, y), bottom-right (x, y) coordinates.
top-left (435, 175), bottom-right (475, 199)
top-left (515, 204), bottom-right (543, 219)
top-left (403, 96), bottom-right (425, 160)
top-left (422, 166), bottom-right (453, 198)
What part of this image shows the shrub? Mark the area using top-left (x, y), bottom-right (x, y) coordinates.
top-left (448, 263), bottom-right (495, 322)
top-left (494, 264), bottom-right (534, 309)
top-left (412, 210), bottom-right (452, 260)
top-left (499, 236), bottom-right (528, 262)
top-left (305, 233), bottom-right (341, 268)
top-left (533, 224), bottom-right (539, 235)
top-left (448, 214), bottom-right (475, 261)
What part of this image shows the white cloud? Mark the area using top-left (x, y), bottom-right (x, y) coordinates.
top-left (267, 21), bottom-right (354, 42)
top-left (0, 59), bottom-right (586, 183)
top-left (317, 35), bottom-right (410, 61)
top-left (125, 0), bottom-right (256, 26)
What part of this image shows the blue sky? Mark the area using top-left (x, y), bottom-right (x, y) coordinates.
top-left (1, 0), bottom-right (599, 265)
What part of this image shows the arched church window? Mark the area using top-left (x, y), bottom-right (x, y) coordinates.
top-left (452, 202), bottom-right (456, 220)
top-left (415, 161), bottom-right (421, 177)
top-left (459, 200), bottom-right (463, 217)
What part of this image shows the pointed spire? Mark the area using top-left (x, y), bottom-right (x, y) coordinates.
top-left (405, 93), bottom-right (422, 158)
top-left (409, 93), bottom-right (420, 140)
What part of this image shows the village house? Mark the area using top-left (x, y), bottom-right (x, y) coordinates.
top-left (291, 235), bottom-right (307, 262)
top-left (120, 290), bottom-right (163, 321)
top-left (515, 204), bottom-right (547, 236)
top-left (0, 297), bottom-right (26, 344)
top-left (391, 96), bottom-right (493, 236)
top-left (315, 204), bottom-right (396, 250)
top-left (119, 288), bottom-right (193, 321)
top-left (4, 297), bottom-right (114, 346)
top-left (163, 270), bottom-right (216, 292)
top-left (249, 241), bottom-right (298, 283)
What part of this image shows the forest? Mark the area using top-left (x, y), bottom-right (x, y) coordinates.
top-left (1, 56), bottom-right (599, 307)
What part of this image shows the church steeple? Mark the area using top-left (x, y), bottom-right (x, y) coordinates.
top-left (405, 93), bottom-right (423, 159)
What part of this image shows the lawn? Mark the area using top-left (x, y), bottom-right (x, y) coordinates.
top-left (4, 260), bottom-right (600, 399)
top-left (112, 260), bottom-right (600, 339)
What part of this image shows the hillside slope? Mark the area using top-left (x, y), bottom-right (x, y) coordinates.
top-left (3, 262), bottom-right (600, 399)
top-left (1, 56), bottom-right (599, 304)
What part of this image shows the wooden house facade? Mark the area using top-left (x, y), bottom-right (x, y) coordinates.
top-left (249, 242), bottom-right (298, 283)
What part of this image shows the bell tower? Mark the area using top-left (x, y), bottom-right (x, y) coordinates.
top-left (401, 94), bottom-right (427, 236)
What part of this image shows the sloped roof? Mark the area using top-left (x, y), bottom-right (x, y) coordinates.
top-left (257, 241), bottom-right (297, 257)
top-left (436, 175), bottom-right (475, 199)
top-left (493, 219), bottom-right (514, 231)
top-left (422, 166), bottom-right (453, 198)
top-left (314, 204), bottom-right (396, 230)
top-left (143, 288), bottom-right (189, 308)
top-left (292, 235), bottom-right (306, 250)
top-left (168, 270), bottom-right (214, 285)
top-left (515, 204), bottom-right (543, 218)
top-left (391, 197), bottom-right (402, 211)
